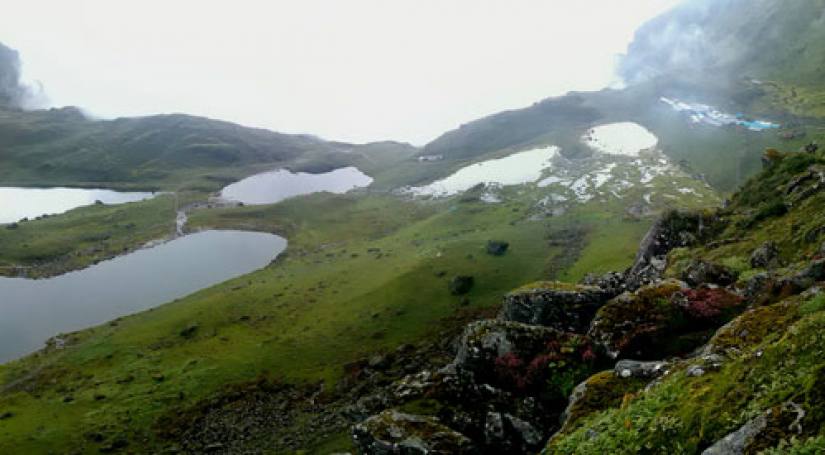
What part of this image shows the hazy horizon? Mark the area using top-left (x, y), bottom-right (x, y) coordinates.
top-left (1, 0), bottom-right (680, 145)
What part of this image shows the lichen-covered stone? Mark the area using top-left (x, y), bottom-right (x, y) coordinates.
top-left (587, 281), bottom-right (685, 359)
top-left (352, 410), bottom-right (477, 454)
top-left (483, 412), bottom-right (543, 453)
top-left (681, 259), bottom-right (738, 287)
top-left (626, 210), bottom-right (718, 289)
top-left (702, 300), bottom-right (799, 357)
top-left (613, 360), bottom-right (669, 379)
top-left (750, 241), bottom-right (782, 269)
top-left (500, 282), bottom-right (614, 332)
top-left (453, 320), bottom-right (554, 373)
top-left (702, 402), bottom-right (807, 455)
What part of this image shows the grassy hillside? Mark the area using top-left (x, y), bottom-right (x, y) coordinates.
top-left (0, 168), bottom-right (718, 452)
top-left (0, 106), bottom-right (418, 192)
top-left (0, 194), bottom-right (178, 278)
top-left (547, 148), bottom-right (825, 454)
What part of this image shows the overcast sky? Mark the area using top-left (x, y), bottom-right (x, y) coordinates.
top-left (0, 0), bottom-right (680, 144)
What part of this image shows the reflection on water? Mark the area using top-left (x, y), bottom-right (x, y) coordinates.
top-left (220, 167), bottom-right (373, 205)
top-left (0, 187), bottom-right (155, 223)
top-left (0, 230), bottom-right (286, 362)
top-left (407, 146), bottom-right (559, 197)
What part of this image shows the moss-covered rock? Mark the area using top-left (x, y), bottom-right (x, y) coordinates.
top-left (626, 210), bottom-right (721, 289)
top-left (451, 320), bottom-right (598, 396)
top-left (352, 409), bottom-right (477, 454)
top-left (500, 282), bottom-right (614, 333)
top-left (550, 370), bottom-right (648, 443)
top-left (587, 280), bottom-right (686, 359)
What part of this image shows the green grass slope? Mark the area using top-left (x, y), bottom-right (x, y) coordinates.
top-left (0, 105), bottom-right (419, 192)
top-left (0, 174), bottom-right (714, 452)
top-left (548, 148), bottom-right (825, 453)
top-left (0, 194), bottom-right (178, 278)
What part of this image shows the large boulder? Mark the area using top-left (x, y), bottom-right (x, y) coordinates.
top-left (499, 282), bottom-right (614, 333)
top-left (450, 320), bottom-right (597, 396)
top-left (750, 241), bottom-right (782, 269)
top-left (581, 271), bottom-right (628, 297)
top-left (483, 411), bottom-right (543, 454)
top-left (449, 276), bottom-right (475, 295)
top-left (587, 281), bottom-right (686, 359)
top-left (352, 410), bottom-right (477, 454)
top-left (681, 260), bottom-right (738, 287)
top-left (589, 281), bottom-right (747, 359)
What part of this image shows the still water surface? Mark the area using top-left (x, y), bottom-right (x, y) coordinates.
top-left (0, 187), bottom-right (155, 224)
top-left (0, 230), bottom-right (286, 362)
top-left (220, 166), bottom-right (372, 205)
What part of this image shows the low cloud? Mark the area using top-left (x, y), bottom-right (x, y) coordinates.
top-left (0, 41), bottom-right (46, 109)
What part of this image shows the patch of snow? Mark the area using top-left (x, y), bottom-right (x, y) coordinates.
top-left (660, 97), bottom-right (779, 131)
top-left (569, 176), bottom-right (593, 202)
top-left (537, 175), bottom-right (569, 187)
top-left (592, 163), bottom-right (617, 188)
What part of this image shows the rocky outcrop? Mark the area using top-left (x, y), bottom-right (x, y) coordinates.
top-left (581, 272), bottom-right (628, 298)
top-left (587, 281), bottom-right (686, 359)
top-left (681, 260), bottom-right (738, 287)
top-left (784, 164), bottom-right (825, 206)
top-left (750, 241), bottom-right (782, 269)
top-left (702, 402), bottom-right (807, 455)
top-left (613, 359), bottom-right (669, 379)
top-left (449, 320), bottom-right (594, 392)
top-left (625, 210), bottom-right (716, 289)
top-left (499, 282), bottom-right (614, 332)
top-left (483, 411), bottom-right (543, 453)
top-left (352, 410), bottom-right (477, 454)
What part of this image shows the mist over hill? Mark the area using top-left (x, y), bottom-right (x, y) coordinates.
top-left (1, 1), bottom-right (825, 453)
top-left (0, 42), bottom-right (30, 108)
top-left (619, 0), bottom-right (825, 86)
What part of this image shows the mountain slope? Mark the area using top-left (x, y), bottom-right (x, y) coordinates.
top-left (0, 105), bottom-right (419, 191)
top-left (0, 41), bottom-right (418, 191)
top-left (620, 0), bottom-right (825, 88)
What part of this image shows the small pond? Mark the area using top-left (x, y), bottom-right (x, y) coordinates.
top-left (408, 146), bottom-right (559, 197)
top-left (220, 166), bottom-right (373, 205)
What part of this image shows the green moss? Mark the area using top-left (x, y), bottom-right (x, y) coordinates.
top-left (547, 303), bottom-right (825, 454)
top-left (761, 435), bottom-right (825, 455)
top-left (799, 294), bottom-right (825, 316)
top-left (705, 300), bottom-right (800, 355)
top-left (511, 281), bottom-right (591, 293)
top-left (553, 371), bottom-right (648, 438)
top-left (398, 398), bottom-right (446, 416)
top-left (719, 256), bottom-right (751, 275)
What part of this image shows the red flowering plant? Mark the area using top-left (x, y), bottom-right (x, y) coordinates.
top-left (674, 287), bottom-right (745, 325)
top-left (493, 333), bottom-right (599, 400)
